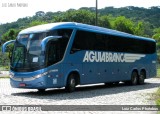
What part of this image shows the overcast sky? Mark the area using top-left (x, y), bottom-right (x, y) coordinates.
top-left (0, 0), bottom-right (159, 24)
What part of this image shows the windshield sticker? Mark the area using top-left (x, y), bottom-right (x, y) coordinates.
top-left (33, 57), bottom-right (38, 62)
top-left (29, 34), bottom-right (34, 39)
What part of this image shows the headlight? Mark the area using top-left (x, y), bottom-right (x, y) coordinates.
top-left (10, 71), bottom-right (48, 81)
top-left (9, 71), bottom-right (14, 78)
top-left (33, 72), bottom-right (48, 79)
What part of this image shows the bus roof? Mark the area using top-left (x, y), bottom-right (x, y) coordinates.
top-left (19, 22), bottom-right (155, 42)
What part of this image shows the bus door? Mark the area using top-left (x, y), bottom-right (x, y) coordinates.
top-left (45, 38), bottom-right (65, 87)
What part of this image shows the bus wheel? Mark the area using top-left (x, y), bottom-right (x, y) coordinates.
top-left (130, 71), bottom-right (138, 85)
top-left (38, 89), bottom-right (45, 93)
top-left (66, 74), bottom-right (76, 92)
top-left (138, 71), bottom-right (145, 85)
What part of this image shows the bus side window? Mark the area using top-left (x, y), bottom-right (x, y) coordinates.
top-left (94, 33), bottom-right (106, 51)
top-left (71, 30), bottom-right (86, 53)
top-left (71, 30), bottom-right (96, 53)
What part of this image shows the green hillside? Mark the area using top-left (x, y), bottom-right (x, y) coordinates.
top-left (0, 6), bottom-right (160, 51)
top-left (0, 6), bottom-right (160, 68)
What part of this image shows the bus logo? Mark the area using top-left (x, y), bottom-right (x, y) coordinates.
top-left (83, 51), bottom-right (145, 63)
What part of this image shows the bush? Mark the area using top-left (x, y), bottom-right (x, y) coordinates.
top-left (0, 52), bottom-right (10, 70)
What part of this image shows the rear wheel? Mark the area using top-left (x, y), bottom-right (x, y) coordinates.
top-left (138, 71), bottom-right (145, 85)
top-left (130, 71), bottom-right (138, 85)
top-left (65, 74), bottom-right (76, 92)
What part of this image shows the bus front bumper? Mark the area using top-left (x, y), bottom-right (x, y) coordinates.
top-left (10, 76), bottom-right (47, 89)
top-left (9, 70), bottom-right (63, 89)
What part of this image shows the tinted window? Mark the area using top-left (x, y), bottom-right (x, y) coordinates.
top-left (46, 38), bottom-right (69, 66)
top-left (71, 30), bottom-right (95, 51)
top-left (47, 29), bottom-right (73, 39)
top-left (107, 35), bottom-right (156, 54)
top-left (71, 30), bottom-right (156, 54)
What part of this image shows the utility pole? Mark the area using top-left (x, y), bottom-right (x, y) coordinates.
top-left (95, 0), bottom-right (98, 26)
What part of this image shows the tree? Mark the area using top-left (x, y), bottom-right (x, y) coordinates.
top-left (1, 29), bottom-right (19, 44)
top-left (28, 20), bottom-right (48, 27)
top-left (1, 29), bottom-right (19, 54)
top-left (35, 11), bottom-right (45, 17)
top-left (0, 52), bottom-right (10, 70)
top-left (134, 21), bottom-right (144, 36)
top-left (99, 15), bottom-right (111, 28)
top-left (152, 28), bottom-right (160, 40)
top-left (55, 9), bottom-right (95, 25)
top-left (114, 16), bottom-right (134, 34)
top-left (1, 6), bottom-right (160, 39)
top-left (153, 28), bottom-right (160, 63)
top-left (152, 28), bottom-right (160, 50)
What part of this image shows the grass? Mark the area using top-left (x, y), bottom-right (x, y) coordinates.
top-left (0, 66), bottom-right (9, 71)
top-left (155, 89), bottom-right (160, 105)
top-left (157, 68), bottom-right (160, 78)
top-left (155, 67), bottom-right (160, 113)
top-left (0, 76), bottom-right (9, 79)
top-left (155, 88), bottom-right (160, 114)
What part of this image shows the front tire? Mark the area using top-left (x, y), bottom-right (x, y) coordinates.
top-left (65, 74), bottom-right (76, 92)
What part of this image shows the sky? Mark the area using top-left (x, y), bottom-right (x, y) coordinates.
top-left (0, 0), bottom-right (160, 24)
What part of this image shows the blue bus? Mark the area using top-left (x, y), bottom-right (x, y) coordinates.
top-left (2, 22), bottom-right (157, 92)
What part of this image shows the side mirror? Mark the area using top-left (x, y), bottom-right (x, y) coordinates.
top-left (2, 40), bottom-right (15, 53)
top-left (1, 40), bottom-right (15, 64)
top-left (41, 36), bottom-right (62, 52)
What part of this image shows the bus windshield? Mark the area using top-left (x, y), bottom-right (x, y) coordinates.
top-left (11, 29), bottom-right (72, 72)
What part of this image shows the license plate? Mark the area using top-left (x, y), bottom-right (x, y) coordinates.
top-left (19, 83), bottom-right (26, 87)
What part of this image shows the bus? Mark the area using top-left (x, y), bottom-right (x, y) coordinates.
top-left (2, 22), bottom-right (157, 92)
